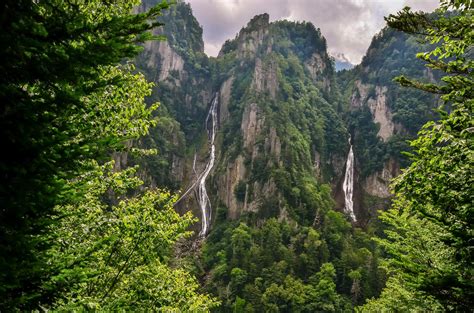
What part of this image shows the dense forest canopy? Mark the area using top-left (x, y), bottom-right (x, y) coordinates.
top-left (0, 0), bottom-right (472, 311)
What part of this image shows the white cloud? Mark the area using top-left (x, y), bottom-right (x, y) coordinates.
top-left (204, 42), bottom-right (222, 57)
top-left (187, 0), bottom-right (438, 64)
top-left (404, 0), bottom-right (439, 11)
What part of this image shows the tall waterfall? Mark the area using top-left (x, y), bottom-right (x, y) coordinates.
top-left (173, 94), bottom-right (218, 237)
top-left (197, 94), bottom-right (218, 237)
top-left (343, 140), bottom-right (357, 222)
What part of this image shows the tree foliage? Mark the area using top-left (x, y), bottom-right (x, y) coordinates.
top-left (202, 214), bottom-right (384, 311)
top-left (42, 160), bottom-right (218, 310)
top-left (0, 0), bottom-right (218, 310)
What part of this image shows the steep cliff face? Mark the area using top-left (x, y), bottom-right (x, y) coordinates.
top-left (208, 15), bottom-right (349, 224)
top-left (134, 0), bottom-right (213, 194)
top-left (350, 82), bottom-right (398, 141)
top-left (339, 28), bottom-right (440, 216)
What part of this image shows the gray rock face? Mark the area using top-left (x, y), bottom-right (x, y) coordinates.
top-left (241, 103), bottom-right (263, 151)
top-left (236, 14), bottom-right (270, 58)
top-left (363, 158), bottom-right (399, 198)
top-left (305, 53), bottom-right (331, 92)
top-left (217, 155), bottom-right (246, 219)
top-left (252, 58), bottom-right (278, 99)
top-left (351, 81), bottom-right (399, 141)
top-left (155, 41), bottom-right (185, 82)
top-left (219, 76), bottom-right (234, 124)
top-left (367, 86), bottom-right (395, 141)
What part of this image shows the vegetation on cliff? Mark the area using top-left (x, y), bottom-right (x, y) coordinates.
top-left (1, 0), bottom-right (471, 311)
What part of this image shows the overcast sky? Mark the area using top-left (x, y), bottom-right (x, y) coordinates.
top-left (186, 0), bottom-right (439, 64)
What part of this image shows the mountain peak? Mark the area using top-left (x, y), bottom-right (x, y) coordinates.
top-left (246, 13), bottom-right (270, 30)
top-left (218, 13), bottom-right (270, 57)
top-left (332, 53), bottom-right (355, 71)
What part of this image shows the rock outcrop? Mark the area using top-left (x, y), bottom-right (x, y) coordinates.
top-left (218, 76), bottom-right (234, 124)
top-left (350, 81), bottom-right (398, 141)
top-left (252, 58), bottom-right (278, 98)
top-left (134, 4), bottom-right (437, 229)
top-left (363, 158), bottom-right (399, 198)
top-left (236, 14), bottom-right (270, 58)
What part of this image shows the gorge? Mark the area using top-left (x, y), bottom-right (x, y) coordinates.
top-left (1, 0), bottom-right (469, 310)
top-left (133, 1), bottom-right (441, 310)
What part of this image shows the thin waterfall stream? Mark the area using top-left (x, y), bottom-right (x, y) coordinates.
top-left (197, 94), bottom-right (218, 237)
top-left (173, 93), bottom-right (218, 237)
top-left (343, 139), bottom-right (357, 222)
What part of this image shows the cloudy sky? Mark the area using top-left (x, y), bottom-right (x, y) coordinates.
top-left (186, 0), bottom-right (438, 64)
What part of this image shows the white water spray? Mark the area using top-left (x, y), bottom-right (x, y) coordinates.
top-left (343, 139), bottom-right (357, 222)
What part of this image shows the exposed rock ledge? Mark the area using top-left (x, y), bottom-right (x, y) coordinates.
top-left (143, 40), bottom-right (184, 82)
top-left (363, 158), bottom-right (399, 198)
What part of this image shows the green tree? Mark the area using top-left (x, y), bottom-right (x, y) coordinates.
top-left (301, 228), bottom-right (323, 274)
top-left (306, 263), bottom-right (348, 312)
top-left (231, 223), bottom-right (253, 257)
top-left (260, 265), bottom-right (349, 312)
top-left (230, 268), bottom-right (249, 295)
top-left (262, 275), bottom-right (307, 312)
top-left (0, 1), bottom-right (173, 307)
top-left (42, 160), bottom-right (218, 310)
top-left (361, 0), bottom-right (473, 310)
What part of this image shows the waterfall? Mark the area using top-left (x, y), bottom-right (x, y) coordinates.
top-left (197, 94), bottom-right (218, 237)
top-left (192, 152), bottom-right (197, 175)
top-left (172, 94), bottom-right (219, 237)
top-left (343, 140), bottom-right (357, 222)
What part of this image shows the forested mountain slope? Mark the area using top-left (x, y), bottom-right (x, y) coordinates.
top-left (338, 27), bottom-right (441, 222)
top-left (131, 1), bottom-right (444, 310)
top-left (136, 1), bottom-right (438, 229)
top-left (1, 0), bottom-right (470, 310)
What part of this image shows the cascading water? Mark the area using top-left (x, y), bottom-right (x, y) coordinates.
top-left (197, 94), bottom-right (218, 237)
top-left (172, 94), bottom-right (219, 237)
top-left (343, 139), bottom-right (357, 222)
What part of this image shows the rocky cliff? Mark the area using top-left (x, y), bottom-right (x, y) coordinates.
top-left (339, 27), bottom-right (440, 220)
top-left (134, 1), bottom-right (438, 230)
top-left (210, 15), bottom-right (348, 224)
top-left (135, 0), bottom-right (212, 196)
